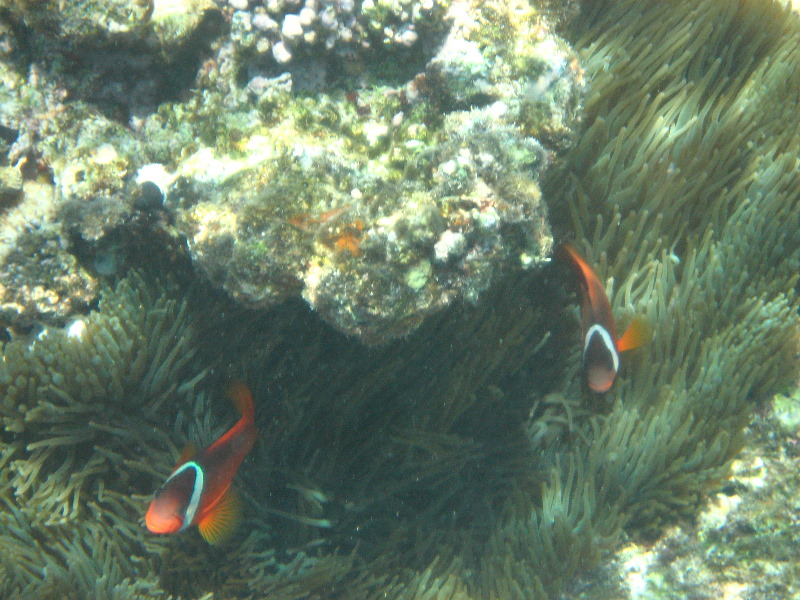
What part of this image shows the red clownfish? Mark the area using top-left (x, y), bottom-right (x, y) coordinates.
top-left (145, 381), bottom-right (257, 544)
top-left (559, 243), bottom-right (650, 393)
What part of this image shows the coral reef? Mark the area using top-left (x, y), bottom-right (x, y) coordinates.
top-left (0, 30), bottom-right (105, 329)
top-left (0, 206), bottom-right (98, 330)
top-left (172, 99), bottom-right (559, 342)
top-left (3, 0), bottom-right (224, 115)
top-left (0, 0), bottom-right (799, 599)
top-left (168, 0), bottom-right (581, 342)
top-left (227, 0), bottom-right (451, 78)
top-left (0, 0), bottom-right (580, 343)
top-left (0, 0), bottom-right (224, 331)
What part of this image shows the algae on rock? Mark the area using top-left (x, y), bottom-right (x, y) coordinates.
top-left (168, 0), bottom-right (583, 343)
top-left (0, 0), bottom-right (581, 343)
top-left (0, 0), bottom-right (224, 330)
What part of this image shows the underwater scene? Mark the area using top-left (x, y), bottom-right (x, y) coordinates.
top-left (0, 0), bottom-right (799, 598)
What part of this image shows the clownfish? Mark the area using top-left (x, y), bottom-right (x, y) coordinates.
top-left (559, 243), bottom-right (650, 393)
top-left (145, 381), bottom-right (257, 544)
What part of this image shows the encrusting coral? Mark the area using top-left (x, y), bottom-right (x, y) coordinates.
top-left (0, 0), bottom-right (581, 343)
top-left (1, 0), bottom-right (799, 599)
top-left (168, 0), bottom-right (582, 343)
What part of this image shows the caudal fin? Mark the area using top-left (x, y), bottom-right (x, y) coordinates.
top-left (616, 315), bottom-right (652, 352)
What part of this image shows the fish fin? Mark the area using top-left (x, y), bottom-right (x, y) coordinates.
top-left (227, 380), bottom-right (255, 422)
top-left (198, 489), bottom-right (242, 545)
top-left (172, 443), bottom-right (197, 473)
top-left (616, 315), bottom-right (652, 352)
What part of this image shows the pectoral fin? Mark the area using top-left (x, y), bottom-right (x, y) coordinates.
top-left (198, 489), bottom-right (242, 545)
top-left (616, 315), bottom-right (652, 352)
top-left (172, 443), bottom-right (197, 473)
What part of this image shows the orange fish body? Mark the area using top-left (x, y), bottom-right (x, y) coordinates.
top-left (559, 244), bottom-right (648, 392)
top-left (145, 381), bottom-right (257, 544)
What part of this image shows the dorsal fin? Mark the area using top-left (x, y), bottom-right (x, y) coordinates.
top-left (616, 315), bottom-right (652, 352)
top-left (172, 443), bottom-right (197, 473)
top-left (197, 488), bottom-right (242, 545)
top-left (558, 243), bottom-right (617, 337)
top-left (227, 380), bottom-right (254, 422)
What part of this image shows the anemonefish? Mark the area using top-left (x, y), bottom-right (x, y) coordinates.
top-left (559, 243), bottom-right (650, 393)
top-left (145, 381), bottom-right (257, 544)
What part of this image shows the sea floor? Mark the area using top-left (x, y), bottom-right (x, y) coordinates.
top-left (569, 384), bottom-right (800, 600)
